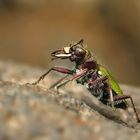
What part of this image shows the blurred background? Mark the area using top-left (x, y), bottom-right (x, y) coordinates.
top-left (0, 0), bottom-right (140, 86)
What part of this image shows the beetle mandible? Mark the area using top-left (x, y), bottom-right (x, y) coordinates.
top-left (29, 39), bottom-right (140, 123)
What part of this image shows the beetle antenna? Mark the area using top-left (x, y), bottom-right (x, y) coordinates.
top-left (72, 39), bottom-right (84, 47)
top-left (78, 39), bottom-right (84, 45)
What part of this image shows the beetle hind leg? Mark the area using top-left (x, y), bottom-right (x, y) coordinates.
top-left (113, 95), bottom-right (140, 123)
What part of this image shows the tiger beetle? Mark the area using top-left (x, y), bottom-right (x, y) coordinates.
top-left (29, 39), bottom-right (140, 123)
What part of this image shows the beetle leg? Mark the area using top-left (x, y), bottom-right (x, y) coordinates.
top-left (100, 78), bottom-right (115, 108)
top-left (91, 76), bottom-right (107, 85)
top-left (55, 69), bottom-right (88, 93)
top-left (27, 66), bottom-right (74, 85)
top-left (49, 74), bottom-right (69, 89)
top-left (106, 82), bottom-right (115, 108)
top-left (90, 76), bottom-right (115, 108)
top-left (55, 80), bottom-right (71, 93)
top-left (113, 95), bottom-right (140, 123)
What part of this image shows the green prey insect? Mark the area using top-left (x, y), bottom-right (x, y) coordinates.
top-left (29, 39), bottom-right (140, 123)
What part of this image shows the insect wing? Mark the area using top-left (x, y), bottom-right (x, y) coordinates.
top-left (98, 65), bottom-right (123, 96)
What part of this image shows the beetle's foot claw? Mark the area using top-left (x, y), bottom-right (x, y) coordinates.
top-left (31, 82), bottom-right (38, 85)
top-left (110, 102), bottom-right (115, 110)
top-left (25, 82), bottom-right (38, 86)
top-left (54, 87), bottom-right (60, 94)
top-left (24, 83), bottom-right (31, 86)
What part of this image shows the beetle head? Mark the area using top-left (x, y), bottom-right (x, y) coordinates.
top-left (51, 39), bottom-right (88, 62)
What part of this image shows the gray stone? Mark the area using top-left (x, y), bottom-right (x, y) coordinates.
top-left (0, 61), bottom-right (139, 140)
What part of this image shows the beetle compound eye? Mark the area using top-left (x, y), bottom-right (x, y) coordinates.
top-left (69, 46), bottom-right (75, 53)
top-left (75, 47), bottom-right (86, 58)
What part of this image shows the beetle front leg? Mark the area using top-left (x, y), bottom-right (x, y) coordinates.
top-left (55, 80), bottom-right (70, 93)
top-left (49, 74), bottom-right (69, 89)
top-left (55, 69), bottom-right (88, 93)
top-left (27, 66), bottom-right (74, 85)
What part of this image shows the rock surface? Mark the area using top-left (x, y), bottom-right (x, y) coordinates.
top-left (0, 61), bottom-right (140, 140)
